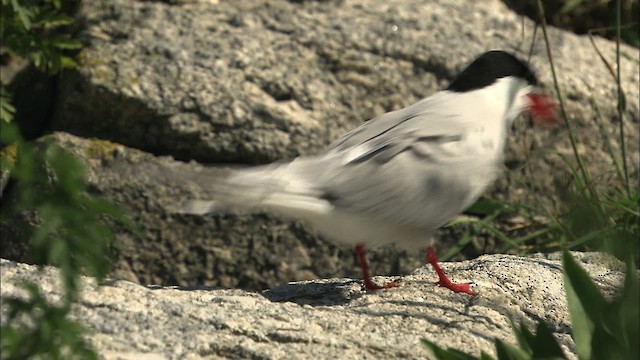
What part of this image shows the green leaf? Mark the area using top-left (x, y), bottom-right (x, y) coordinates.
top-left (0, 85), bottom-right (16, 123)
top-left (51, 35), bottom-right (82, 50)
top-left (49, 238), bottom-right (69, 269)
top-left (605, 255), bottom-right (640, 360)
top-left (46, 144), bottom-right (88, 190)
top-left (40, 14), bottom-right (75, 29)
top-left (531, 322), bottom-right (567, 358)
top-left (560, 0), bottom-right (585, 14)
top-left (441, 229), bottom-right (473, 261)
top-left (31, 206), bottom-right (62, 260)
top-left (617, 91), bottom-right (626, 112)
top-left (0, 2), bottom-right (105, 353)
top-left (60, 55), bottom-right (78, 69)
top-left (479, 353), bottom-right (496, 360)
top-left (465, 197), bottom-right (508, 216)
top-left (562, 250), bottom-right (606, 359)
top-left (494, 339), bottom-right (529, 360)
top-left (0, 282), bottom-right (97, 359)
top-left (0, 101), bottom-right (16, 123)
top-left (421, 339), bottom-right (480, 360)
top-left (10, 0), bottom-right (32, 29)
top-left (509, 318), bottom-right (534, 354)
top-left (0, 120), bottom-right (20, 143)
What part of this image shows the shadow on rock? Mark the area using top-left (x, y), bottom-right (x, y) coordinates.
top-left (262, 278), bottom-right (364, 306)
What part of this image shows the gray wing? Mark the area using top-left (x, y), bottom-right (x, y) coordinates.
top-left (314, 93), bottom-right (492, 230)
top-left (325, 92), bottom-right (475, 163)
top-left (327, 93), bottom-right (453, 151)
top-left (327, 91), bottom-right (481, 165)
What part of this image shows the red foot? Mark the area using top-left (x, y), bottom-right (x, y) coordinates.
top-left (426, 247), bottom-right (475, 297)
top-left (355, 244), bottom-right (399, 291)
top-left (364, 279), bottom-right (399, 291)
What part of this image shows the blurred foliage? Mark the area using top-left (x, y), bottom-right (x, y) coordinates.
top-left (462, 174), bottom-right (639, 267)
top-left (0, 120), bottom-right (129, 358)
top-left (563, 250), bottom-right (638, 360)
top-left (1, 0), bottom-right (82, 74)
top-left (0, 85), bottom-right (16, 123)
top-left (1, 123), bottom-right (126, 301)
top-left (0, 1), bottom-right (127, 358)
top-left (423, 318), bottom-right (569, 359)
top-left (0, 283), bottom-right (98, 360)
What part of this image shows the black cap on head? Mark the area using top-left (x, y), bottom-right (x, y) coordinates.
top-left (446, 51), bottom-right (538, 92)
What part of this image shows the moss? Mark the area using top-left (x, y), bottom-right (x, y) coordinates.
top-left (1, 144), bottom-right (18, 170)
top-left (85, 138), bottom-right (119, 162)
top-left (77, 50), bottom-right (116, 83)
top-left (76, 50), bottom-right (105, 67)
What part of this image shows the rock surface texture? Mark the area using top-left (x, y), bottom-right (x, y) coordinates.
top-left (2, 0), bottom-right (638, 290)
top-left (0, 253), bottom-right (628, 359)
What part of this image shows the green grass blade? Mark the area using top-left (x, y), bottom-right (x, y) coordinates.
top-left (420, 339), bottom-right (479, 360)
top-left (562, 250), bottom-right (606, 359)
top-left (536, 0), bottom-right (600, 205)
top-left (531, 322), bottom-right (567, 358)
top-left (614, 0), bottom-right (630, 194)
top-left (589, 95), bottom-right (626, 186)
top-left (494, 339), bottom-right (529, 360)
top-left (616, 256), bottom-right (639, 359)
top-left (509, 318), bottom-right (534, 354)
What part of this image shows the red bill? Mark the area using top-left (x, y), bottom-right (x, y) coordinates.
top-left (527, 93), bottom-right (560, 128)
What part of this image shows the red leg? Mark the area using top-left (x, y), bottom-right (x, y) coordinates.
top-left (355, 244), bottom-right (398, 291)
top-left (426, 247), bottom-right (475, 297)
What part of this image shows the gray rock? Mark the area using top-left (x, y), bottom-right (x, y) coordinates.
top-left (6, 0), bottom-right (640, 291)
top-left (53, 0), bottom-right (638, 173)
top-left (0, 253), bottom-right (627, 359)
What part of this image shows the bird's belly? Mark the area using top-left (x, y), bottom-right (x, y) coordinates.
top-left (416, 165), bottom-right (496, 225)
top-left (302, 210), bottom-right (432, 251)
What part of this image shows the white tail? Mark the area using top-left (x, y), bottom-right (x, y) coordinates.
top-left (171, 161), bottom-right (334, 219)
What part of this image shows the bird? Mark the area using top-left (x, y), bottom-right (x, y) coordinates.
top-left (175, 50), bottom-right (559, 297)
